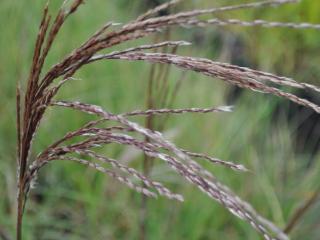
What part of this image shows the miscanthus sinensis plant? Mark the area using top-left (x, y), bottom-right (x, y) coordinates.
top-left (16, 0), bottom-right (320, 239)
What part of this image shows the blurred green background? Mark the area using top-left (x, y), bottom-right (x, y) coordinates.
top-left (1, 0), bottom-right (320, 239)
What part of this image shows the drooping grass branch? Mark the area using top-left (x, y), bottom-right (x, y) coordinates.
top-left (16, 0), bottom-right (320, 239)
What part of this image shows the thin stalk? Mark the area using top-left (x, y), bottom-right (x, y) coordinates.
top-left (139, 56), bottom-right (156, 240)
top-left (16, 189), bottom-right (24, 240)
top-left (284, 188), bottom-right (320, 234)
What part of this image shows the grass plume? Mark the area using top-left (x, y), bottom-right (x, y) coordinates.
top-left (16, 0), bottom-right (320, 239)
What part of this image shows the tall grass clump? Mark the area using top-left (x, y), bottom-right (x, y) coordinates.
top-left (16, 0), bottom-right (320, 239)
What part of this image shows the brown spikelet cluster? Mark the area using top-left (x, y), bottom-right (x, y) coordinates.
top-left (16, 0), bottom-right (320, 240)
